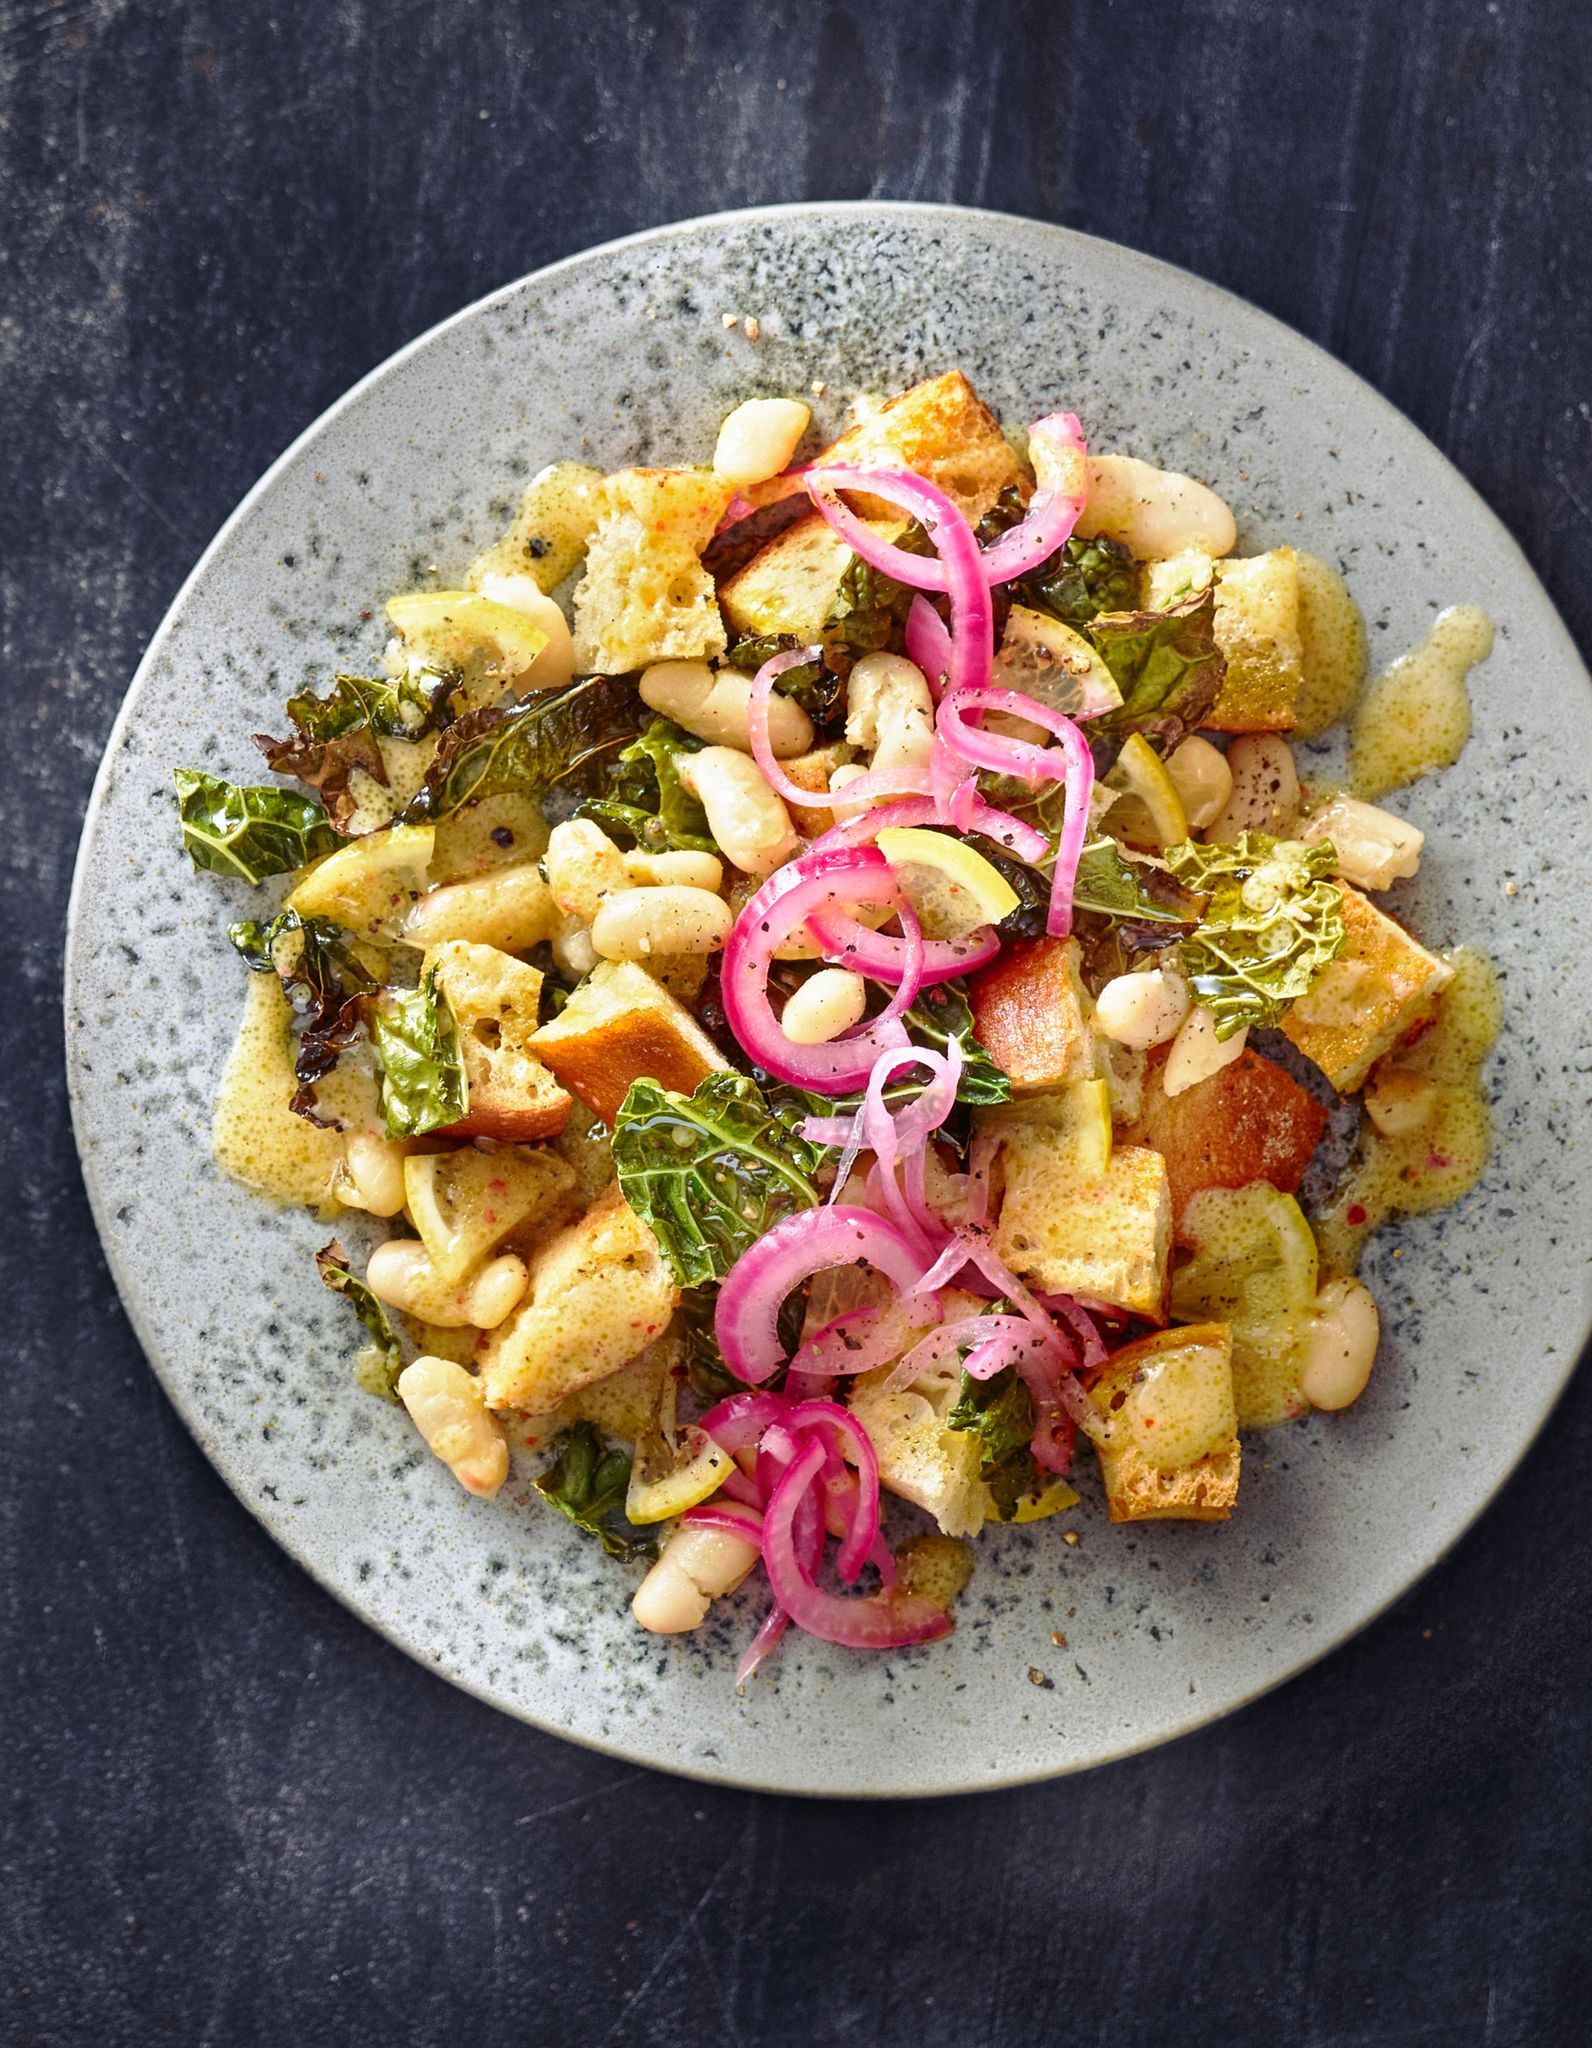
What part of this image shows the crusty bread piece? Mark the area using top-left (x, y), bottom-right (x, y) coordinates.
top-left (571, 467), bottom-right (735, 675)
top-left (968, 937), bottom-right (1093, 1090)
top-left (1282, 885), bottom-right (1454, 1092)
top-left (994, 1129), bottom-right (1172, 1317)
top-left (1119, 1046), bottom-right (1327, 1227)
top-left (1208, 548), bottom-right (1304, 733)
top-left (1089, 1323), bottom-right (1240, 1523)
top-left (426, 941), bottom-right (573, 1142)
top-left (780, 741), bottom-right (854, 835)
top-left (477, 1183), bottom-right (679, 1412)
top-left (719, 370), bottom-right (1025, 641)
top-left (529, 960), bottom-right (730, 1125)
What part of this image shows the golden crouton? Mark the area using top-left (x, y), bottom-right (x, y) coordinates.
top-left (571, 467), bottom-right (735, 675)
top-left (426, 941), bottom-right (573, 1143)
top-left (1119, 1046), bottom-right (1327, 1226)
top-left (994, 1129), bottom-right (1172, 1317)
top-left (1282, 885), bottom-right (1454, 1092)
top-left (719, 369), bottom-right (1024, 642)
top-left (529, 960), bottom-right (730, 1125)
top-left (1205, 548), bottom-right (1305, 732)
top-left (780, 741), bottom-right (855, 835)
top-left (477, 1183), bottom-right (679, 1412)
top-left (968, 937), bottom-right (1092, 1090)
top-left (1089, 1324), bottom-right (1241, 1523)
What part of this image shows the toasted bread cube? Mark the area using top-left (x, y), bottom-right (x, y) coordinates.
top-left (995, 1130), bottom-right (1172, 1317)
top-left (1282, 885), bottom-right (1454, 1092)
top-left (780, 741), bottom-right (855, 836)
top-left (1090, 1324), bottom-right (1242, 1524)
top-left (719, 369), bottom-right (1024, 641)
top-left (969, 937), bottom-right (1092, 1090)
top-left (529, 960), bottom-right (730, 1125)
top-left (478, 1183), bottom-right (679, 1412)
top-left (571, 467), bottom-right (735, 675)
top-left (426, 941), bottom-right (573, 1142)
top-left (1204, 548), bottom-right (1304, 733)
top-left (1119, 1047), bottom-right (1327, 1226)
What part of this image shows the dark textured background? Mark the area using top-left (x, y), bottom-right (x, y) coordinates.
top-left (4, 2), bottom-right (1590, 2042)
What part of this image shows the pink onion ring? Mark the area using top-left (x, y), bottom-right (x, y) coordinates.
top-left (978, 414), bottom-right (1088, 586)
top-left (680, 1501), bottom-right (766, 1545)
top-left (806, 903), bottom-right (997, 986)
top-left (746, 645), bottom-right (830, 806)
top-left (906, 595), bottom-right (953, 696)
top-left (712, 1206), bottom-right (929, 1384)
top-left (812, 793), bottom-right (1048, 865)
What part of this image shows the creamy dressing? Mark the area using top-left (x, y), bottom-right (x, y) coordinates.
top-left (1292, 550), bottom-right (1368, 738)
top-left (1350, 605), bottom-right (1494, 801)
top-left (1315, 948), bottom-right (1502, 1272)
top-left (1105, 1336), bottom-right (1238, 1471)
top-left (212, 974), bottom-right (345, 1208)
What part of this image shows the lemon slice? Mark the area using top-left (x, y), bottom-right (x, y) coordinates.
top-left (403, 1146), bottom-right (573, 1284)
top-left (1102, 732), bottom-right (1189, 849)
top-left (874, 826), bottom-right (1020, 940)
top-left (1171, 1184), bottom-right (1320, 1428)
top-left (624, 1426), bottom-right (736, 1525)
top-left (988, 1476), bottom-right (1081, 1524)
top-left (991, 604), bottom-right (1123, 718)
top-left (974, 1078), bottom-right (1112, 1180)
top-left (287, 821), bottom-right (435, 940)
top-left (386, 589), bottom-right (549, 679)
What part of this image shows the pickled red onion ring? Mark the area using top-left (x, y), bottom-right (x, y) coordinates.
top-left (977, 413), bottom-right (1088, 586)
top-left (712, 1206), bottom-right (928, 1384)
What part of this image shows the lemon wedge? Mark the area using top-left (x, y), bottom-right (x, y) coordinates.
top-left (624, 1426), bottom-right (736, 1525)
top-left (386, 589), bottom-right (549, 679)
top-left (1102, 733), bottom-right (1189, 849)
top-left (874, 826), bottom-right (1020, 940)
top-left (287, 821), bottom-right (435, 940)
top-left (1171, 1184), bottom-right (1321, 1428)
top-left (403, 1147), bottom-right (573, 1284)
top-left (991, 604), bottom-right (1123, 718)
top-left (989, 1476), bottom-right (1081, 1524)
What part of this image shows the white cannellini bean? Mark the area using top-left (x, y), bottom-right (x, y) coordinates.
top-left (1075, 453), bottom-right (1238, 559)
top-left (397, 1356), bottom-right (510, 1499)
top-left (590, 885), bottom-right (734, 960)
top-left (1161, 1007), bottom-right (1248, 1097)
top-left (640, 658), bottom-right (814, 757)
top-left (678, 746), bottom-right (800, 875)
top-left (1299, 793), bottom-right (1423, 891)
top-left (337, 1129), bottom-right (408, 1217)
top-left (712, 397), bottom-right (811, 487)
top-left (781, 968), bottom-right (868, 1045)
top-left (845, 652), bottom-right (935, 790)
top-left (403, 863), bottom-right (563, 953)
top-left (622, 847), bottom-right (725, 891)
top-left (1165, 735), bottom-right (1234, 832)
top-left (365, 1241), bottom-right (529, 1329)
top-left (469, 570), bottom-right (576, 691)
top-left (1205, 735), bottom-right (1299, 840)
top-left (544, 818), bottom-right (630, 921)
top-left (632, 1521), bottom-right (761, 1634)
top-left (1093, 968), bottom-right (1190, 1051)
top-left (551, 916), bottom-right (597, 980)
top-left (1297, 1278), bottom-right (1380, 1411)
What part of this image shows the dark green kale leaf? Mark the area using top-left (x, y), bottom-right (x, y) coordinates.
top-left (228, 907), bottom-right (381, 1119)
top-left (1072, 838), bottom-right (1204, 934)
top-left (255, 672), bottom-right (443, 830)
top-left (701, 493), bottom-right (815, 581)
top-left (315, 1240), bottom-right (403, 1401)
top-left (681, 1291), bottom-right (742, 1403)
top-left (404, 674), bottom-right (641, 821)
top-left (174, 768), bottom-right (342, 884)
top-left (1166, 833), bottom-right (1347, 1038)
top-left (947, 1366), bottom-right (1041, 1522)
top-left (577, 716), bottom-right (716, 855)
top-left (975, 484), bottom-right (1139, 631)
top-left (900, 982), bottom-right (1011, 1106)
top-left (611, 1071), bottom-right (823, 1290)
top-left (1088, 585), bottom-right (1226, 756)
top-left (367, 965), bottom-right (468, 1137)
top-left (533, 1422), bottom-right (658, 1563)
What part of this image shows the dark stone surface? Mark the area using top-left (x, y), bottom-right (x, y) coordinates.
top-left (3, 2), bottom-right (1589, 2041)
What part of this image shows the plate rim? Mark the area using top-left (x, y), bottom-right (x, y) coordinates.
top-left (63, 199), bottom-right (1592, 1797)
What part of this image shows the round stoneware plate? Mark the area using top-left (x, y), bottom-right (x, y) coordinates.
top-left (66, 203), bottom-right (1592, 1797)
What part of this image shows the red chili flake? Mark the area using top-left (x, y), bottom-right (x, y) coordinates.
top-left (1346, 1203), bottom-right (1368, 1226)
top-left (1428, 1152), bottom-right (1451, 1170)
top-left (482, 1208), bottom-right (497, 1225)
top-left (488, 1177), bottom-right (507, 1194)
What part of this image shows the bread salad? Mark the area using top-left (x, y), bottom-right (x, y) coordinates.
top-left (178, 369), bottom-right (1499, 1681)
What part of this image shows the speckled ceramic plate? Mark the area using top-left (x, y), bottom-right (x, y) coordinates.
top-left (65, 204), bottom-right (1592, 1796)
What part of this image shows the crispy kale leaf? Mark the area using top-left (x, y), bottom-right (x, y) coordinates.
top-left (1088, 586), bottom-right (1226, 755)
top-left (976, 486), bottom-right (1140, 629)
top-left (367, 965), bottom-right (468, 1137)
top-left (1167, 833), bottom-right (1347, 1038)
top-left (612, 1071), bottom-right (823, 1290)
top-left (533, 1422), bottom-right (658, 1562)
top-left (973, 830), bottom-right (1201, 949)
top-left (315, 1240), bottom-right (403, 1401)
top-left (175, 768), bottom-right (342, 884)
top-left (228, 907), bottom-right (381, 1119)
top-left (404, 674), bottom-right (640, 821)
top-left (255, 673), bottom-right (442, 831)
top-left (577, 716), bottom-right (716, 855)
top-left (947, 1366), bottom-right (1040, 1522)
top-left (723, 632), bottom-right (843, 727)
top-left (899, 982), bottom-right (1011, 1106)
top-left (700, 493), bottom-right (815, 581)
